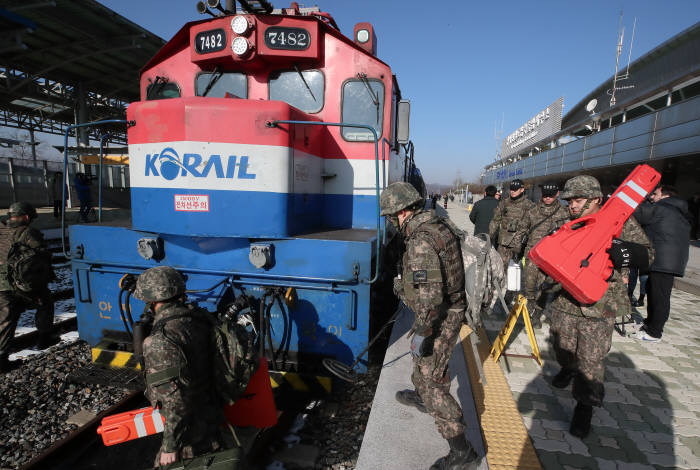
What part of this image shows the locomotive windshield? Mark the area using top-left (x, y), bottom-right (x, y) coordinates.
top-left (195, 71), bottom-right (247, 98)
top-left (269, 69), bottom-right (324, 113)
top-left (341, 78), bottom-right (384, 141)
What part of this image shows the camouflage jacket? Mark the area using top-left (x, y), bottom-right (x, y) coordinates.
top-left (550, 217), bottom-right (654, 318)
top-left (488, 196), bottom-right (535, 248)
top-left (400, 209), bottom-right (466, 335)
top-left (0, 225), bottom-right (47, 292)
top-left (143, 302), bottom-right (222, 455)
top-left (516, 200), bottom-right (569, 253)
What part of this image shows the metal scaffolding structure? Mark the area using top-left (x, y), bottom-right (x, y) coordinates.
top-left (0, 0), bottom-right (165, 149)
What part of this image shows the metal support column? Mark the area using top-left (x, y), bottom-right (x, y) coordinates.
top-left (29, 127), bottom-right (37, 168)
top-left (77, 82), bottom-right (89, 148)
top-left (8, 158), bottom-right (17, 204)
top-left (42, 160), bottom-right (50, 205)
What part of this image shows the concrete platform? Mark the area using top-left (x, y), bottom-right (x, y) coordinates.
top-left (449, 201), bottom-right (700, 469)
top-left (358, 200), bottom-right (700, 469)
top-left (356, 300), bottom-right (488, 470)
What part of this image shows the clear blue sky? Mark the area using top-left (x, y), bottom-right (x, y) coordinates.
top-left (33, 1), bottom-right (700, 184)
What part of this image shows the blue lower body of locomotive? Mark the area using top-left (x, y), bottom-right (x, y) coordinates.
top-left (70, 224), bottom-right (377, 373)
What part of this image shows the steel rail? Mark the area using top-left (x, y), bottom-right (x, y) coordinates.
top-left (19, 391), bottom-right (143, 470)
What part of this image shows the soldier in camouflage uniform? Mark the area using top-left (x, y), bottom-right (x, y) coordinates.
top-left (135, 266), bottom-right (225, 467)
top-left (0, 202), bottom-right (56, 373)
top-left (514, 182), bottom-right (569, 327)
top-left (547, 176), bottom-right (653, 438)
top-left (380, 182), bottom-right (478, 470)
top-left (488, 179), bottom-right (535, 266)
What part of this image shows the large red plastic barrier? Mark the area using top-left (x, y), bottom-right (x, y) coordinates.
top-left (97, 358), bottom-right (277, 446)
top-left (528, 164), bottom-right (660, 304)
top-left (97, 407), bottom-right (165, 446)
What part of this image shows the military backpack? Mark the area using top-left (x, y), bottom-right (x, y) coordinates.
top-left (439, 217), bottom-right (506, 329)
top-left (6, 242), bottom-right (53, 293)
top-left (152, 306), bottom-right (259, 406)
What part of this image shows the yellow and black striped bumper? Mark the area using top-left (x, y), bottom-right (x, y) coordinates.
top-left (269, 371), bottom-right (332, 395)
top-left (91, 342), bottom-right (141, 370)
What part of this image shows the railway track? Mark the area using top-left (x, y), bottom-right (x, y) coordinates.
top-left (18, 391), bottom-right (144, 470)
top-left (16, 388), bottom-right (310, 470)
top-left (4, 243), bottom-right (380, 469)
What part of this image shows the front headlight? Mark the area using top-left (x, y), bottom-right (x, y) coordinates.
top-left (232, 36), bottom-right (250, 56)
top-left (231, 15), bottom-right (250, 35)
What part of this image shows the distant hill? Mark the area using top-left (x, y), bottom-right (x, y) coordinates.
top-left (425, 183), bottom-right (452, 195)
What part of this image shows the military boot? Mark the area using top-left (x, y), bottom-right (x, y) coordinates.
top-left (395, 389), bottom-right (427, 413)
top-left (552, 368), bottom-right (577, 388)
top-left (0, 353), bottom-right (22, 373)
top-left (430, 434), bottom-right (478, 470)
top-left (569, 402), bottom-right (593, 438)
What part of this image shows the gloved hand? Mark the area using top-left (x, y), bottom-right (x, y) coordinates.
top-left (410, 334), bottom-right (428, 358)
top-left (606, 239), bottom-right (649, 270)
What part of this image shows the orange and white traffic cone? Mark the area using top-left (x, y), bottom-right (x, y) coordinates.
top-left (224, 357), bottom-right (278, 428)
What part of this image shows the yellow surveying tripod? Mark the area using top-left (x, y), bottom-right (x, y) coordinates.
top-left (489, 293), bottom-right (542, 366)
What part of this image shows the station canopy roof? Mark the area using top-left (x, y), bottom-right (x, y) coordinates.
top-left (0, 0), bottom-right (165, 144)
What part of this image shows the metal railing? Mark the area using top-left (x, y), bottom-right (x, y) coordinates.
top-left (61, 119), bottom-right (129, 259)
top-left (266, 119), bottom-right (382, 284)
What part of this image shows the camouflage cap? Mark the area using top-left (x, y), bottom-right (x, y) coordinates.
top-left (7, 201), bottom-right (37, 219)
top-left (560, 175), bottom-right (603, 200)
top-left (134, 266), bottom-right (186, 302)
top-left (380, 182), bottom-right (423, 216)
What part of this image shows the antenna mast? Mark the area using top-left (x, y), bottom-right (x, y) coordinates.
top-left (494, 112), bottom-right (504, 161)
top-left (609, 12), bottom-right (637, 107)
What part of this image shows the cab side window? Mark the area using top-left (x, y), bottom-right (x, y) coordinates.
top-left (146, 77), bottom-right (180, 100)
top-left (341, 77), bottom-right (384, 142)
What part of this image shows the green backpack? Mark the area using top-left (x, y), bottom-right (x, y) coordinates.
top-left (152, 307), bottom-right (259, 405)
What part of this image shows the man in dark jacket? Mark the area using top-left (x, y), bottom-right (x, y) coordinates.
top-left (469, 185), bottom-right (499, 236)
top-left (633, 185), bottom-right (692, 342)
top-left (74, 173), bottom-right (92, 222)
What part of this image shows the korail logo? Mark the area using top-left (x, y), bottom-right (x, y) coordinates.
top-left (145, 147), bottom-right (256, 180)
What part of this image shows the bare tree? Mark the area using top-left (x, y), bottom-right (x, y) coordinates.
top-left (6, 130), bottom-right (31, 160)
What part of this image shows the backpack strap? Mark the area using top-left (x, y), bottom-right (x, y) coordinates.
top-left (145, 366), bottom-right (181, 387)
top-left (152, 312), bottom-right (196, 333)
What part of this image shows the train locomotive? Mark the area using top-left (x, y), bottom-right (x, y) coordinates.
top-left (70, 0), bottom-right (424, 383)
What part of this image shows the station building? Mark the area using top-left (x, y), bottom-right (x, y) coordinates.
top-left (482, 21), bottom-right (700, 200)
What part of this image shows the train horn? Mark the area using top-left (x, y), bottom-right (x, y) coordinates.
top-left (196, 1), bottom-right (217, 17)
top-left (207, 0), bottom-right (231, 15)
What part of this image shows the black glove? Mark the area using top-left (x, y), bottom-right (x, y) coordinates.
top-left (606, 239), bottom-right (649, 270)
